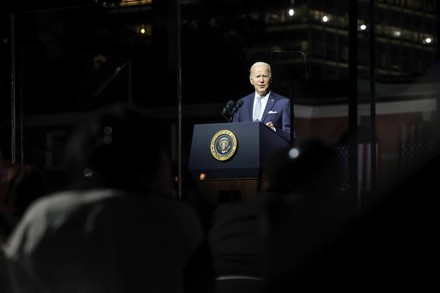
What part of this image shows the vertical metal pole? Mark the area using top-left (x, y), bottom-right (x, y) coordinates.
top-left (19, 64), bottom-right (24, 164)
top-left (369, 0), bottom-right (377, 196)
top-left (10, 13), bottom-right (16, 164)
top-left (349, 0), bottom-right (359, 211)
top-left (128, 59), bottom-right (133, 105)
top-left (176, 0), bottom-right (183, 200)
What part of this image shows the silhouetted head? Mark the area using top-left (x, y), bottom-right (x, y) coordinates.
top-left (65, 103), bottom-right (172, 195)
top-left (263, 139), bottom-right (344, 197)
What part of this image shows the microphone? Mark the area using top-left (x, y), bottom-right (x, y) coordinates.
top-left (221, 100), bottom-right (236, 121)
top-left (231, 99), bottom-right (243, 114)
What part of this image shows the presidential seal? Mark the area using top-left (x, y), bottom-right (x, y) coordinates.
top-left (210, 129), bottom-right (238, 161)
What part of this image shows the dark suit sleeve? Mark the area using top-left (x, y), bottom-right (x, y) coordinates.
top-left (281, 99), bottom-right (295, 142)
top-left (232, 110), bottom-right (240, 122)
top-left (272, 97), bottom-right (295, 143)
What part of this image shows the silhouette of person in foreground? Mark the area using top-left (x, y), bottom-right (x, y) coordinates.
top-left (2, 103), bottom-right (205, 293)
top-left (208, 139), bottom-right (347, 293)
top-left (262, 139), bottom-right (349, 292)
top-left (283, 143), bottom-right (439, 293)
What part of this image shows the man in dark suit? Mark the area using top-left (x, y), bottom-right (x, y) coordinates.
top-left (232, 61), bottom-right (295, 143)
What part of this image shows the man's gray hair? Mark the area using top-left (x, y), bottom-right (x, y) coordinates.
top-left (250, 61), bottom-right (272, 77)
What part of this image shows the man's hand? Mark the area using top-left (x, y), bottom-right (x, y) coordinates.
top-left (266, 121), bottom-right (276, 131)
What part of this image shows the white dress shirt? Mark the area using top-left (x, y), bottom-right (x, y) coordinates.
top-left (253, 92), bottom-right (270, 121)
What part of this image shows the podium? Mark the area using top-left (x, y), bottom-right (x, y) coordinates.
top-left (188, 122), bottom-right (290, 204)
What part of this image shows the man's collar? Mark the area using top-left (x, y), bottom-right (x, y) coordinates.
top-left (255, 91), bottom-right (271, 99)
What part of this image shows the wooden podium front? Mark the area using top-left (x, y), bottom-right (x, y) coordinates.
top-left (188, 122), bottom-right (289, 204)
top-left (196, 179), bottom-right (259, 204)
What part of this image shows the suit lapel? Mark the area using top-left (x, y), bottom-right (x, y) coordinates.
top-left (262, 94), bottom-right (277, 122)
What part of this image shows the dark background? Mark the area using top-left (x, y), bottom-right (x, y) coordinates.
top-left (0, 0), bottom-right (439, 194)
top-left (1, 0), bottom-right (352, 114)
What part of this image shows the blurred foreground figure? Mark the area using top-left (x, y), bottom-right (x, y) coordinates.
top-left (208, 139), bottom-right (347, 293)
top-left (262, 139), bottom-right (348, 292)
top-left (283, 144), bottom-right (439, 293)
top-left (2, 103), bottom-right (204, 293)
top-left (264, 139), bottom-right (438, 292)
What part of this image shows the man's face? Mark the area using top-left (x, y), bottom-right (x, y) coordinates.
top-left (250, 64), bottom-right (271, 96)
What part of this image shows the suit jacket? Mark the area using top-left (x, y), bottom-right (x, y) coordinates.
top-left (232, 91), bottom-right (295, 142)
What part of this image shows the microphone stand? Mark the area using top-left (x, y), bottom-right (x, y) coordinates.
top-left (226, 100), bottom-right (243, 123)
top-left (221, 111), bottom-right (234, 123)
top-left (221, 100), bottom-right (236, 122)
top-left (221, 110), bottom-right (232, 122)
